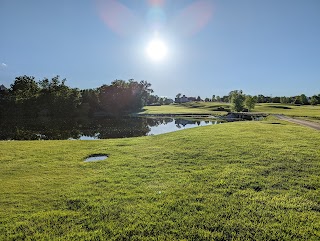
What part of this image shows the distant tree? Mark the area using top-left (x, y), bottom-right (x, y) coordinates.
top-left (310, 96), bottom-right (318, 105)
top-left (230, 90), bottom-right (245, 112)
top-left (299, 94), bottom-right (309, 105)
top-left (280, 96), bottom-right (289, 104)
top-left (272, 96), bottom-right (280, 103)
top-left (212, 95), bottom-right (216, 102)
top-left (293, 97), bottom-right (301, 105)
top-left (196, 96), bottom-right (201, 101)
top-left (164, 98), bottom-right (173, 105)
top-left (257, 94), bottom-right (265, 103)
top-left (147, 94), bottom-right (159, 105)
top-left (221, 95), bottom-right (229, 102)
top-left (216, 96), bottom-right (221, 102)
top-left (244, 95), bottom-right (257, 111)
top-left (176, 93), bottom-right (182, 99)
top-left (205, 97), bottom-right (210, 102)
top-left (265, 96), bottom-right (272, 103)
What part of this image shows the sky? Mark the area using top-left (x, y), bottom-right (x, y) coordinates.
top-left (0, 0), bottom-right (319, 98)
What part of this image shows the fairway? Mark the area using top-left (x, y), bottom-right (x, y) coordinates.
top-left (139, 102), bottom-right (229, 115)
top-left (1, 120), bottom-right (319, 240)
top-left (140, 102), bottom-right (320, 119)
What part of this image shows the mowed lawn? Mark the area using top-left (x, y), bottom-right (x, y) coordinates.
top-left (140, 102), bottom-right (320, 119)
top-left (0, 120), bottom-right (319, 240)
top-left (253, 103), bottom-right (320, 118)
top-left (139, 102), bottom-right (229, 115)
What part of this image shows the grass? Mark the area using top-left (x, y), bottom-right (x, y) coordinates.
top-left (140, 102), bottom-right (320, 119)
top-left (1, 119), bottom-right (319, 240)
top-left (139, 102), bottom-right (229, 115)
top-left (253, 103), bottom-right (320, 118)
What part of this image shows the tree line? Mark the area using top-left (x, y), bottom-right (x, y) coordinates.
top-left (176, 90), bottom-right (320, 112)
top-left (207, 93), bottom-right (320, 106)
top-left (0, 75), bottom-right (153, 118)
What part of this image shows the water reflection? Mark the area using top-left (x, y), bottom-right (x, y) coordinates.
top-left (0, 117), bottom-right (221, 140)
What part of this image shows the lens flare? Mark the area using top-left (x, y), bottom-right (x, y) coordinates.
top-left (147, 0), bottom-right (166, 7)
top-left (171, 0), bottom-right (214, 36)
top-left (96, 0), bottom-right (141, 36)
top-left (146, 7), bottom-right (167, 30)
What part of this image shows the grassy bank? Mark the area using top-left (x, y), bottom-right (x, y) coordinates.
top-left (1, 120), bottom-right (319, 240)
top-left (253, 103), bottom-right (320, 118)
top-left (139, 102), bottom-right (229, 115)
top-left (140, 102), bottom-right (320, 119)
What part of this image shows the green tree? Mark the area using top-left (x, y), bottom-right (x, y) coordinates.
top-left (212, 95), bottom-right (216, 102)
top-left (256, 94), bottom-right (265, 103)
top-left (11, 75), bottom-right (39, 102)
top-left (244, 95), bottom-right (257, 111)
top-left (280, 96), bottom-right (289, 104)
top-left (299, 94), bottom-right (309, 105)
top-left (38, 76), bottom-right (81, 117)
top-left (310, 96), bottom-right (318, 105)
top-left (99, 79), bottom-right (153, 115)
top-left (230, 90), bottom-right (245, 112)
top-left (216, 96), bottom-right (221, 102)
top-left (10, 75), bottom-right (40, 117)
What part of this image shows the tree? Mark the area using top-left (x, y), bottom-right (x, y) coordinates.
top-left (244, 95), bottom-right (257, 111)
top-left (280, 96), bottom-right (289, 104)
top-left (10, 75), bottom-right (40, 117)
top-left (256, 94), bottom-right (265, 103)
top-left (196, 96), bottom-right (201, 101)
top-left (216, 96), bottom-right (221, 102)
top-left (299, 94), bottom-right (309, 105)
top-left (212, 95), bottom-right (216, 102)
top-left (293, 97), bottom-right (301, 105)
top-left (230, 90), bottom-right (245, 112)
top-left (272, 96), bottom-right (280, 103)
top-left (99, 79), bottom-right (153, 115)
top-left (310, 96), bottom-right (318, 105)
top-left (11, 75), bottom-right (39, 102)
top-left (176, 93), bottom-right (181, 99)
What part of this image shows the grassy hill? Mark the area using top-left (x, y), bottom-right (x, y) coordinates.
top-left (140, 102), bottom-right (320, 119)
top-left (1, 119), bottom-right (319, 240)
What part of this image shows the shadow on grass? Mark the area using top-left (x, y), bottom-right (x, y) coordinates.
top-left (268, 105), bottom-right (292, 109)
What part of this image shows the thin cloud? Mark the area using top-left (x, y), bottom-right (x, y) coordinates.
top-left (1, 63), bottom-right (7, 68)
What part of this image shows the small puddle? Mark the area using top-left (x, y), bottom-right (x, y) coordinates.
top-left (84, 155), bottom-right (108, 162)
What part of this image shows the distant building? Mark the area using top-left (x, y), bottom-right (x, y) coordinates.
top-left (175, 95), bottom-right (192, 103)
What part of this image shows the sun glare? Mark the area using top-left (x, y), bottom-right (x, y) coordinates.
top-left (146, 39), bottom-right (168, 61)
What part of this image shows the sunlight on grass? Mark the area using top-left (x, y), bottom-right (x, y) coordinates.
top-left (0, 120), bottom-right (319, 240)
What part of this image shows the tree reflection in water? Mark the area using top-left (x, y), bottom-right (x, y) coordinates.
top-left (0, 117), bottom-right (220, 140)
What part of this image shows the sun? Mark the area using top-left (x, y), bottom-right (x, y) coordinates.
top-left (146, 39), bottom-right (168, 61)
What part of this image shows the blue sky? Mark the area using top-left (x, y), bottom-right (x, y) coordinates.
top-left (0, 0), bottom-right (319, 98)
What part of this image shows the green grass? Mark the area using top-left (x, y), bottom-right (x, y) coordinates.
top-left (1, 120), bottom-right (319, 240)
top-left (139, 102), bottom-right (229, 115)
top-left (140, 102), bottom-right (320, 119)
top-left (253, 103), bottom-right (320, 117)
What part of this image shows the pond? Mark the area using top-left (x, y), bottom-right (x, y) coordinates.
top-left (0, 117), bottom-right (223, 140)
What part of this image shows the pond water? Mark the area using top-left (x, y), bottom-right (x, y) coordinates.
top-left (0, 117), bottom-right (223, 140)
top-left (84, 155), bottom-right (108, 162)
top-left (147, 119), bottom-right (221, 136)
